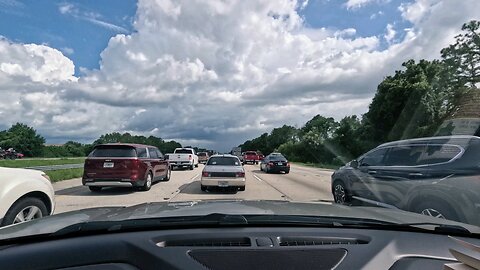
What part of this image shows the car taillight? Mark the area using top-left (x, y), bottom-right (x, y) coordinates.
top-left (236, 172), bottom-right (245, 177)
top-left (268, 162), bottom-right (274, 166)
top-left (132, 159), bottom-right (141, 168)
top-left (189, 155), bottom-right (192, 160)
top-left (202, 171), bottom-right (210, 177)
top-left (286, 162), bottom-right (290, 167)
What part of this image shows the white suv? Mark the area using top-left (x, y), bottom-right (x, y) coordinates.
top-left (0, 167), bottom-right (55, 226)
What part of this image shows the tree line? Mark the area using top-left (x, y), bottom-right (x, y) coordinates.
top-left (0, 124), bottom-right (183, 158)
top-left (240, 20), bottom-right (480, 166)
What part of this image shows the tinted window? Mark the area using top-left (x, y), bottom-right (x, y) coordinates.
top-left (383, 146), bottom-right (424, 166)
top-left (90, 147), bottom-right (136, 157)
top-left (175, 149), bottom-right (193, 154)
top-left (416, 144), bottom-right (462, 165)
top-left (156, 149), bottom-right (164, 159)
top-left (148, 148), bottom-right (158, 158)
top-left (198, 152), bottom-right (207, 156)
top-left (245, 151), bottom-right (257, 155)
top-left (360, 148), bottom-right (388, 166)
top-left (137, 147), bottom-right (148, 158)
top-left (207, 157), bottom-right (240, 166)
top-left (269, 155), bottom-right (287, 161)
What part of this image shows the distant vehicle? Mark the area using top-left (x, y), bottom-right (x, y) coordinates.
top-left (331, 135), bottom-right (480, 226)
top-left (82, 143), bottom-right (170, 192)
top-left (201, 155), bottom-right (245, 191)
top-left (257, 152), bottom-right (265, 160)
top-left (16, 153), bottom-right (24, 159)
top-left (0, 167), bottom-right (55, 226)
top-left (1, 148), bottom-right (19, 160)
top-left (231, 147), bottom-right (243, 163)
top-left (260, 153), bottom-right (290, 173)
top-left (168, 148), bottom-right (199, 170)
top-left (197, 152), bottom-right (209, 164)
top-left (243, 151), bottom-right (260, 164)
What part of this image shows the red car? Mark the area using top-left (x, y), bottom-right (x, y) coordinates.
top-left (243, 151), bottom-right (260, 164)
top-left (82, 143), bottom-right (170, 192)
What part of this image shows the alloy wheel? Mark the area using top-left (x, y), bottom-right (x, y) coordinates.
top-left (333, 184), bottom-right (346, 204)
top-left (420, 208), bottom-right (446, 219)
top-left (14, 206), bottom-right (43, 224)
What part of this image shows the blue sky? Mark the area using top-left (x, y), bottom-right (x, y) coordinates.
top-left (0, 0), bottom-right (136, 74)
top-left (0, 0), bottom-right (412, 75)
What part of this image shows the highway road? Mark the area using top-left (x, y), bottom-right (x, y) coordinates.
top-left (53, 164), bottom-right (334, 214)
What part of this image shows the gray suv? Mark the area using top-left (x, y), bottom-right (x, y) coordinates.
top-left (331, 135), bottom-right (480, 226)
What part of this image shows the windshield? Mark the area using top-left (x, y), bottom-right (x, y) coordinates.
top-left (0, 0), bottom-right (479, 239)
top-left (207, 157), bottom-right (241, 166)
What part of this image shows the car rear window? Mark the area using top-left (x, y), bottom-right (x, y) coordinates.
top-left (269, 155), bottom-right (287, 161)
top-left (417, 145), bottom-right (462, 165)
top-left (90, 147), bottom-right (136, 157)
top-left (207, 157), bottom-right (240, 166)
top-left (245, 151), bottom-right (257, 155)
top-left (175, 149), bottom-right (193, 154)
top-left (383, 145), bottom-right (462, 166)
top-left (198, 152), bottom-right (207, 156)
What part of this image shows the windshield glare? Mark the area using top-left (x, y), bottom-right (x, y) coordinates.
top-left (0, 0), bottom-right (479, 239)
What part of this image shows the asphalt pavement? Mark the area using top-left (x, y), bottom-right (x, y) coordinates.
top-left (53, 164), bottom-right (334, 214)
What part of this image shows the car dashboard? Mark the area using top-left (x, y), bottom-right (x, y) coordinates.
top-left (0, 226), bottom-right (477, 270)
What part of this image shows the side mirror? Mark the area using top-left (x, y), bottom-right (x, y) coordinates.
top-left (165, 155), bottom-right (169, 160)
top-left (350, 160), bottom-right (358, 169)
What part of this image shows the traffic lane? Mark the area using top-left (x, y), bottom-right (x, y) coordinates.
top-left (170, 164), bottom-right (287, 202)
top-left (53, 166), bottom-right (202, 213)
top-left (249, 164), bottom-right (334, 202)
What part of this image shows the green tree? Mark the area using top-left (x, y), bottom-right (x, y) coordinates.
top-left (0, 123), bottom-right (45, 157)
top-left (441, 20), bottom-right (480, 87)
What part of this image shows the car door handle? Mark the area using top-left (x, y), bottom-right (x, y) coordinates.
top-left (368, 170), bottom-right (377, 174)
top-left (408, 172), bottom-right (423, 176)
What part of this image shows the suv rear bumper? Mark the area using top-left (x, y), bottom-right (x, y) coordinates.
top-left (83, 178), bottom-right (143, 187)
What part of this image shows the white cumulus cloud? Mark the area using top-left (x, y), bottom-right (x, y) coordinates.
top-left (1, 0), bottom-right (480, 150)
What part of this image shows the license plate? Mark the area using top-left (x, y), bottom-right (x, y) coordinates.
top-left (103, 162), bottom-right (114, 168)
top-left (218, 181), bottom-right (229, 187)
top-left (277, 162), bottom-right (283, 165)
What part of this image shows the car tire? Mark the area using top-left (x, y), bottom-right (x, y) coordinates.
top-left (190, 164), bottom-right (194, 170)
top-left (412, 200), bottom-right (459, 222)
top-left (333, 180), bottom-right (351, 204)
top-left (139, 172), bottom-right (153, 191)
top-left (239, 186), bottom-right (246, 191)
top-left (89, 186), bottom-right (102, 192)
top-left (266, 167), bottom-right (270, 174)
top-left (195, 164), bottom-right (199, 168)
top-left (201, 185), bottom-right (207, 192)
top-left (285, 170), bottom-right (290, 174)
top-left (2, 197), bottom-right (49, 226)
top-left (164, 167), bottom-right (171, 181)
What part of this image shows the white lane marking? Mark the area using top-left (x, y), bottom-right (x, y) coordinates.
top-left (252, 173), bottom-right (291, 201)
top-left (253, 174), bottom-right (264, 182)
top-left (190, 173), bottom-right (200, 181)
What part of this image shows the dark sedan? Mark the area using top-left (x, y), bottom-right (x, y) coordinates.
top-left (331, 135), bottom-right (480, 226)
top-left (260, 153), bottom-right (290, 173)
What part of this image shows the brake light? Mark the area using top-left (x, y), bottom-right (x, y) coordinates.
top-left (189, 155), bottom-right (192, 160)
top-left (268, 162), bottom-right (274, 166)
top-left (236, 172), bottom-right (245, 177)
top-left (132, 159), bottom-right (141, 168)
top-left (202, 171), bottom-right (210, 177)
top-left (286, 162), bottom-right (290, 167)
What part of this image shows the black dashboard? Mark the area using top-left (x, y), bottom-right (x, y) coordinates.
top-left (0, 227), bottom-right (476, 270)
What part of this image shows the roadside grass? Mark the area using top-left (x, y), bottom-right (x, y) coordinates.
top-left (0, 158), bottom-right (85, 168)
top-left (45, 168), bottom-right (84, 182)
top-left (291, 162), bottom-right (340, 170)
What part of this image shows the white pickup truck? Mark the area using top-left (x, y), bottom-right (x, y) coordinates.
top-left (167, 148), bottom-right (199, 170)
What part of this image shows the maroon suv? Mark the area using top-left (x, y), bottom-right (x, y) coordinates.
top-left (82, 143), bottom-right (170, 192)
